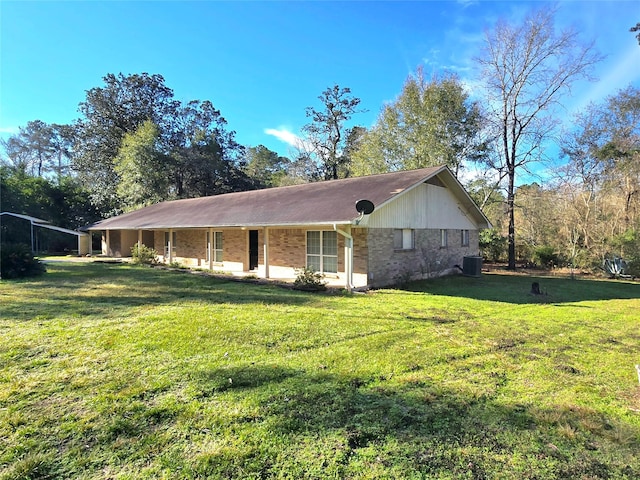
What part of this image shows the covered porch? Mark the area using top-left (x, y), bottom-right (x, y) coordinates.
top-left (100, 224), bottom-right (368, 291)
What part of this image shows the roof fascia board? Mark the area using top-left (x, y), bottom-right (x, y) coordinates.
top-left (436, 171), bottom-right (492, 228)
top-left (91, 221), bottom-right (354, 231)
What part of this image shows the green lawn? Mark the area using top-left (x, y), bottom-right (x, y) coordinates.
top-left (1, 261), bottom-right (639, 479)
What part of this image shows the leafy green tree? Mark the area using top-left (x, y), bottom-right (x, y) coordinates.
top-left (243, 145), bottom-right (290, 188)
top-left (479, 229), bottom-right (507, 262)
top-left (475, 7), bottom-right (601, 270)
top-left (278, 149), bottom-right (321, 186)
top-left (49, 124), bottom-right (75, 182)
top-left (466, 177), bottom-right (505, 230)
top-left (0, 135), bottom-right (32, 174)
top-left (351, 69), bottom-right (486, 177)
top-left (1, 122), bottom-right (75, 182)
top-left (72, 73), bottom-right (250, 213)
top-left (168, 100), bottom-right (250, 197)
top-left (0, 166), bottom-right (100, 230)
top-left (114, 121), bottom-right (170, 211)
top-left (302, 85), bottom-right (363, 180)
top-left (73, 73), bottom-right (178, 214)
top-left (174, 133), bottom-right (255, 198)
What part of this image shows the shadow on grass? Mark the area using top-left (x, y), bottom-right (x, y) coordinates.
top-left (402, 272), bottom-right (640, 305)
top-left (2, 262), bottom-right (318, 322)
top-left (3, 362), bottom-right (639, 479)
top-left (172, 365), bottom-right (640, 478)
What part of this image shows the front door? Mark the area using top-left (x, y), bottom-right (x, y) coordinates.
top-left (249, 230), bottom-right (259, 270)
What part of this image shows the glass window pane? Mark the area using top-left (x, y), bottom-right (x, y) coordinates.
top-left (393, 229), bottom-right (403, 249)
top-left (307, 255), bottom-right (321, 271)
top-left (307, 231), bottom-right (320, 255)
top-left (323, 255), bottom-right (337, 273)
top-left (323, 231), bottom-right (337, 256)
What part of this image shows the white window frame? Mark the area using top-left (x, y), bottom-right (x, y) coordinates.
top-left (393, 229), bottom-right (415, 250)
top-left (306, 230), bottom-right (338, 274)
top-left (206, 231), bottom-right (223, 263)
top-left (461, 229), bottom-right (470, 247)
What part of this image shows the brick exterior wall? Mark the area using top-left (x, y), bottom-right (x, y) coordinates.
top-left (365, 228), bottom-right (480, 288)
top-left (152, 229), bottom-right (248, 268)
top-left (224, 230), bottom-right (248, 267)
top-left (104, 226), bottom-right (479, 288)
top-left (352, 228), bottom-right (368, 274)
top-left (266, 229), bottom-right (307, 270)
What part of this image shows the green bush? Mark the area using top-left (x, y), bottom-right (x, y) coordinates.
top-left (479, 229), bottom-right (507, 262)
top-left (1, 243), bottom-right (46, 279)
top-left (532, 245), bottom-right (560, 268)
top-left (293, 266), bottom-right (327, 291)
top-left (131, 244), bottom-right (158, 265)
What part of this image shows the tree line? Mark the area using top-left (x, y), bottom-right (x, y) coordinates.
top-left (2, 7), bottom-right (639, 274)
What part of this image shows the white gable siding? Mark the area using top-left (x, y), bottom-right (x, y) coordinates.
top-left (365, 183), bottom-right (478, 229)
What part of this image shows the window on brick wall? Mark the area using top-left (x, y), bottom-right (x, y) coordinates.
top-left (206, 231), bottom-right (223, 263)
top-left (461, 229), bottom-right (470, 247)
top-left (307, 230), bottom-right (337, 274)
top-left (393, 229), bottom-right (415, 250)
top-left (440, 229), bottom-right (448, 248)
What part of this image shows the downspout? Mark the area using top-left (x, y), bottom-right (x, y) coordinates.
top-left (334, 224), bottom-right (354, 292)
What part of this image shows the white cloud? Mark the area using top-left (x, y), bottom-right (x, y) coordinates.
top-left (264, 127), bottom-right (305, 149)
top-left (0, 126), bottom-right (19, 134)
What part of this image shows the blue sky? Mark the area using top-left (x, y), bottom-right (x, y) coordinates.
top-left (1, 1), bottom-right (639, 159)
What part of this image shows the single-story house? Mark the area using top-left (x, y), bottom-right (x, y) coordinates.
top-left (87, 166), bottom-right (491, 289)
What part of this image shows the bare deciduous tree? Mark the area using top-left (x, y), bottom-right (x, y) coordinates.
top-left (476, 7), bottom-right (602, 269)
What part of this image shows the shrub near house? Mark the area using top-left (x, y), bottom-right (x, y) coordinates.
top-left (0, 243), bottom-right (46, 279)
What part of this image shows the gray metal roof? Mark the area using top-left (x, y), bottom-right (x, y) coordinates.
top-left (87, 166), bottom-right (490, 230)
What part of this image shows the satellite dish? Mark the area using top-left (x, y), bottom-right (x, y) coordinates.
top-left (355, 199), bottom-right (375, 215)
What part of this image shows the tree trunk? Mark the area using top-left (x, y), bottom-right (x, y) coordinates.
top-left (507, 169), bottom-right (516, 270)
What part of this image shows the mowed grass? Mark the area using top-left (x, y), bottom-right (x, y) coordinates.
top-left (1, 262), bottom-right (639, 479)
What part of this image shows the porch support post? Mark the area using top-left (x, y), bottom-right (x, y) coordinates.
top-left (106, 230), bottom-right (111, 256)
top-left (138, 230), bottom-right (142, 250)
top-left (263, 227), bottom-right (270, 278)
top-left (168, 228), bottom-right (174, 264)
top-left (334, 224), bottom-right (354, 292)
top-left (208, 227), bottom-right (213, 270)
